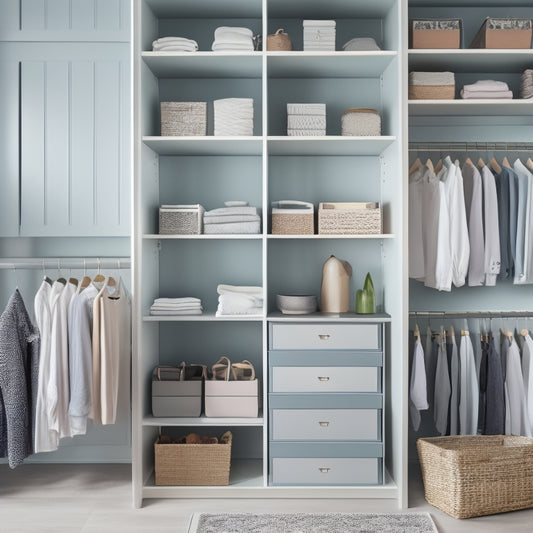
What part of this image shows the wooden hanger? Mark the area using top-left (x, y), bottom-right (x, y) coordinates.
top-left (461, 329), bottom-right (469, 336)
top-left (526, 158), bottom-right (533, 172)
top-left (409, 157), bottom-right (422, 175)
top-left (502, 156), bottom-right (512, 169)
top-left (477, 157), bottom-right (486, 168)
top-left (489, 157), bottom-right (502, 174)
top-left (425, 158), bottom-right (434, 173)
top-left (521, 328), bottom-right (530, 337)
top-left (414, 323), bottom-right (421, 340)
top-left (465, 157), bottom-right (473, 166)
top-left (69, 277), bottom-right (78, 287)
top-left (434, 158), bottom-right (443, 174)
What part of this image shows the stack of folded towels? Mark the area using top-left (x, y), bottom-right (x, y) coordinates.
top-left (408, 71), bottom-right (455, 100)
top-left (214, 98), bottom-right (254, 136)
top-left (287, 103), bottom-right (326, 136)
top-left (150, 297), bottom-right (203, 316)
top-left (461, 80), bottom-right (513, 99)
top-left (216, 284), bottom-right (263, 317)
top-left (520, 69), bottom-right (533, 99)
top-left (303, 20), bottom-right (336, 51)
top-left (203, 202), bottom-right (261, 234)
top-left (212, 26), bottom-right (254, 51)
top-left (152, 36), bottom-right (198, 52)
top-left (342, 37), bottom-right (381, 51)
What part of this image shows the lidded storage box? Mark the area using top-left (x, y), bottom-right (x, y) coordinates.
top-left (318, 202), bottom-right (382, 235)
top-left (159, 204), bottom-right (204, 235)
top-left (160, 102), bottom-right (206, 136)
top-left (271, 200), bottom-right (314, 235)
top-left (470, 18), bottom-right (532, 49)
top-left (341, 108), bottom-right (381, 136)
top-left (204, 379), bottom-right (259, 417)
top-left (410, 19), bottom-right (461, 49)
top-left (152, 380), bottom-right (202, 417)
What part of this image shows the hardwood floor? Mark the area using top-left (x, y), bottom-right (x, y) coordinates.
top-left (1, 463), bottom-right (532, 532)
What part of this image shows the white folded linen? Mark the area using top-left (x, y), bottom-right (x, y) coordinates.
top-left (212, 42), bottom-right (254, 51)
top-left (217, 284), bottom-right (262, 296)
top-left (153, 45), bottom-right (198, 52)
top-left (214, 27), bottom-right (253, 39)
top-left (150, 309), bottom-right (203, 316)
top-left (409, 71), bottom-right (455, 86)
top-left (150, 306), bottom-right (203, 313)
top-left (462, 80), bottom-right (509, 92)
top-left (303, 20), bottom-right (336, 27)
top-left (203, 214), bottom-right (260, 224)
top-left (205, 206), bottom-right (258, 217)
top-left (203, 220), bottom-right (260, 234)
top-left (213, 31), bottom-right (253, 45)
top-left (460, 89), bottom-right (513, 99)
top-left (153, 297), bottom-right (201, 304)
top-left (219, 293), bottom-right (263, 308)
top-left (215, 308), bottom-right (263, 317)
top-left (152, 37), bottom-right (198, 52)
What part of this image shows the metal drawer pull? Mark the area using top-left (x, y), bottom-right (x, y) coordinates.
top-left (317, 376), bottom-right (330, 382)
top-left (318, 467), bottom-right (331, 473)
top-left (318, 334), bottom-right (330, 340)
top-left (318, 421), bottom-right (330, 427)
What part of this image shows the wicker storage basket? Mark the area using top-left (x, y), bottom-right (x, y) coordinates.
top-left (341, 108), bottom-right (381, 136)
top-left (159, 204), bottom-right (204, 235)
top-left (267, 29), bottom-right (292, 51)
top-left (417, 435), bottom-right (533, 519)
top-left (470, 18), bottom-right (532, 49)
top-left (272, 201), bottom-right (314, 235)
top-left (408, 84), bottom-right (455, 100)
top-left (410, 19), bottom-right (461, 49)
top-left (318, 202), bottom-right (381, 235)
top-left (154, 432), bottom-right (232, 486)
top-left (160, 102), bottom-right (206, 136)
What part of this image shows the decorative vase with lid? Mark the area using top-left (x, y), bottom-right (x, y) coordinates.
top-left (320, 255), bottom-right (353, 313)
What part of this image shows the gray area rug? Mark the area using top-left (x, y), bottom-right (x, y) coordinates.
top-left (188, 512), bottom-right (438, 533)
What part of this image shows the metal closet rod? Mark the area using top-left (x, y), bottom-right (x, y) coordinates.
top-left (409, 311), bottom-right (533, 318)
top-left (0, 257), bottom-right (131, 270)
top-left (408, 141), bottom-right (533, 152)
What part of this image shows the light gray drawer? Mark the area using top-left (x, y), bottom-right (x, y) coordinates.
top-left (272, 366), bottom-right (379, 393)
top-left (272, 409), bottom-right (379, 441)
top-left (270, 323), bottom-right (380, 350)
top-left (272, 457), bottom-right (380, 485)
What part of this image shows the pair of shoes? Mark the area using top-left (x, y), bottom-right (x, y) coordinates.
top-left (211, 357), bottom-right (255, 381)
top-left (178, 362), bottom-right (210, 381)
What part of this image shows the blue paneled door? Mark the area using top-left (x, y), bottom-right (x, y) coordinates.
top-left (20, 45), bottom-right (130, 237)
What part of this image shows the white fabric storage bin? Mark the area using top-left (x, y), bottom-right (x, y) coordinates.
top-left (160, 102), bottom-right (206, 136)
top-left (341, 108), bottom-right (381, 136)
top-left (204, 379), bottom-right (259, 417)
top-left (213, 98), bottom-right (254, 136)
top-left (287, 103), bottom-right (326, 116)
top-left (159, 204), bottom-right (205, 235)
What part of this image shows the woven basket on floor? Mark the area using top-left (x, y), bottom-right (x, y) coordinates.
top-left (154, 432), bottom-right (232, 486)
top-left (417, 435), bottom-right (533, 519)
top-left (318, 202), bottom-right (381, 235)
top-left (408, 85), bottom-right (455, 100)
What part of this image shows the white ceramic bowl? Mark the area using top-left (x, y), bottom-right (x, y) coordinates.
top-left (276, 294), bottom-right (317, 314)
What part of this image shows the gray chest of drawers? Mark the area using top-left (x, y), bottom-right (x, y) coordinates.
top-left (268, 322), bottom-right (384, 486)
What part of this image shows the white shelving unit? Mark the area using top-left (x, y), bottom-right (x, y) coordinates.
top-left (133, 0), bottom-right (406, 508)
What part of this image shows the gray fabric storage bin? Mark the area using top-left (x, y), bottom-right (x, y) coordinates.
top-left (152, 381), bottom-right (202, 417)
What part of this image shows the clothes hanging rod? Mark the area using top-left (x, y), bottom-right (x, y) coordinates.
top-left (0, 257), bottom-right (131, 270)
top-left (409, 311), bottom-right (533, 319)
top-left (408, 142), bottom-right (533, 152)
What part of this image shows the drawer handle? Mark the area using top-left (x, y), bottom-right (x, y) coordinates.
top-left (318, 334), bottom-right (330, 340)
top-left (318, 467), bottom-right (331, 473)
top-left (318, 421), bottom-right (330, 427)
top-left (317, 376), bottom-right (330, 382)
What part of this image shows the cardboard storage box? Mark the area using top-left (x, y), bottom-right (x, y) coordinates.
top-left (410, 19), bottom-right (461, 49)
top-left (204, 379), bottom-right (259, 417)
top-left (470, 18), bottom-right (532, 49)
top-left (152, 380), bottom-right (202, 417)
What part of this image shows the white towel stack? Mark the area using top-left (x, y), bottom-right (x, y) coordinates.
top-left (203, 203), bottom-right (261, 234)
top-left (216, 284), bottom-right (263, 317)
top-left (214, 98), bottom-right (254, 136)
top-left (287, 103), bottom-right (326, 136)
top-left (150, 297), bottom-right (203, 316)
top-left (212, 26), bottom-right (254, 51)
top-left (460, 80), bottom-right (513, 99)
top-left (152, 37), bottom-right (198, 52)
top-left (521, 70), bottom-right (533, 99)
top-left (303, 20), bottom-right (336, 51)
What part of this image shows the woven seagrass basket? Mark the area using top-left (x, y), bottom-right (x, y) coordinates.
top-left (318, 202), bottom-right (381, 235)
top-left (408, 85), bottom-right (455, 100)
top-left (160, 102), bottom-right (206, 136)
top-left (155, 431), bottom-right (232, 486)
top-left (417, 435), bottom-right (533, 518)
top-left (267, 29), bottom-right (292, 51)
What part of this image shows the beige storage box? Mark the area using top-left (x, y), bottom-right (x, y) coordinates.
top-left (417, 435), bottom-right (533, 519)
top-left (408, 85), bottom-right (455, 100)
top-left (410, 19), bottom-right (461, 49)
top-left (159, 204), bottom-right (204, 235)
top-left (341, 108), bottom-right (381, 136)
top-left (470, 17), bottom-right (532, 49)
top-left (205, 379), bottom-right (259, 417)
top-left (152, 380), bottom-right (202, 417)
top-left (271, 200), bottom-right (314, 235)
top-left (160, 101), bottom-right (207, 136)
top-left (318, 202), bottom-right (382, 235)
top-left (154, 432), bottom-right (232, 486)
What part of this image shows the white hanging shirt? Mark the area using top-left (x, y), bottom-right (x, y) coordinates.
top-left (459, 332), bottom-right (479, 435)
top-left (521, 333), bottom-right (533, 435)
top-left (513, 159), bottom-right (533, 284)
top-left (451, 161), bottom-right (470, 287)
top-left (480, 165), bottom-right (501, 286)
top-left (421, 167), bottom-right (441, 290)
top-left (435, 177), bottom-right (452, 292)
top-left (409, 335), bottom-right (428, 431)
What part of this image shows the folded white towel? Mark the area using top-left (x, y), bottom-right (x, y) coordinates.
top-left (303, 20), bottom-right (336, 28)
top-left (153, 45), bottom-right (198, 52)
top-left (217, 284), bottom-right (262, 296)
top-left (463, 80), bottom-right (509, 92)
top-left (152, 37), bottom-right (198, 52)
top-left (215, 308), bottom-right (263, 318)
top-left (150, 305), bottom-right (203, 312)
top-left (205, 206), bottom-right (258, 217)
top-left (153, 297), bottom-right (201, 304)
top-left (219, 293), bottom-right (263, 309)
top-left (214, 27), bottom-right (253, 39)
top-left (212, 42), bottom-right (254, 51)
top-left (150, 309), bottom-right (203, 316)
top-left (203, 220), bottom-right (260, 234)
top-left (213, 32), bottom-right (253, 45)
top-left (203, 214), bottom-right (260, 224)
top-left (460, 89), bottom-right (513, 99)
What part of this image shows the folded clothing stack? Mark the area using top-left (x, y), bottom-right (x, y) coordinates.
top-left (152, 36), bottom-right (198, 52)
top-left (287, 103), bottom-right (326, 136)
top-left (303, 20), bottom-right (336, 51)
top-left (150, 297), bottom-right (203, 316)
top-left (212, 26), bottom-right (254, 51)
top-left (521, 69), bottom-right (533, 99)
top-left (408, 71), bottom-right (455, 100)
top-left (204, 202), bottom-right (260, 234)
top-left (461, 80), bottom-right (513, 99)
top-left (342, 37), bottom-right (381, 51)
top-left (216, 284), bottom-right (263, 317)
top-left (214, 98), bottom-right (254, 136)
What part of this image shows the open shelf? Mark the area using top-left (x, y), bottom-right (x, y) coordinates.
top-left (267, 312), bottom-right (391, 322)
top-left (267, 136), bottom-right (396, 156)
top-left (143, 313), bottom-right (265, 322)
top-left (142, 136), bottom-right (263, 156)
top-left (143, 414), bottom-right (264, 426)
top-left (267, 0), bottom-right (397, 18)
top-left (409, 99), bottom-right (533, 117)
top-left (144, 0), bottom-right (262, 18)
top-left (143, 234), bottom-right (263, 240)
top-left (267, 234), bottom-right (395, 240)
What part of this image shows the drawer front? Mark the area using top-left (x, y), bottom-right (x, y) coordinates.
top-left (272, 366), bottom-right (379, 393)
top-left (272, 457), bottom-right (380, 485)
top-left (270, 323), bottom-right (380, 350)
top-left (271, 409), bottom-right (380, 441)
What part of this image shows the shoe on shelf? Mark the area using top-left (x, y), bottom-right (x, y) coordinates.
top-left (231, 360), bottom-right (255, 381)
top-left (211, 356), bottom-right (231, 381)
